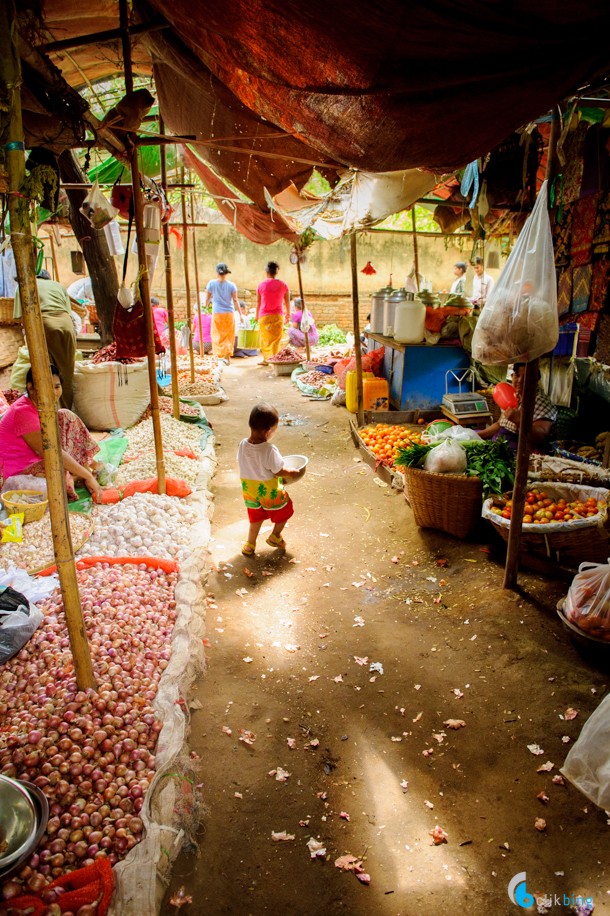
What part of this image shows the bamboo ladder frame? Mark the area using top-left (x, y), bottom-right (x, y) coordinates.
top-left (190, 191), bottom-right (205, 366)
top-left (2, 0), bottom-right (95, 690)
top-left (119, 0), bottom-right (166, 493)
top-left (180, 167), bottom-right (196, 383)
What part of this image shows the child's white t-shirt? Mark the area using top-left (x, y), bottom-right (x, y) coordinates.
top-left (237, 439), bottom-right (284, 481)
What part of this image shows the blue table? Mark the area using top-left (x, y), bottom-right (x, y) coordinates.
top-left (367, 333), bottom-right (470, 410)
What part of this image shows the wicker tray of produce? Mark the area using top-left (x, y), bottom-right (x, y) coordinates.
top-left (0, 510), bottom-right (94, 575)
top-left (551, 440), bottom-right (603, 466)
top-left (483, 482), bottom-right (609, 567)
top-left (403, 466), bottom-right (483, 538)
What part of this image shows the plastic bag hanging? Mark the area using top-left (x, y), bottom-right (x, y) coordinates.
top-left (79, 179), bottom-right (119, 230)
top-left (471, 180), bottom-right (558, 365)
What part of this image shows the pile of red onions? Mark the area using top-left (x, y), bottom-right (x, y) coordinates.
top-left (90, 343), bottom-right (141, 365)
top-left (0, 561), bottom-right (178, 901)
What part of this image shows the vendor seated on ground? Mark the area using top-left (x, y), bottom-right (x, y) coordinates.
top-left (288, 298), bottom-right (319, 348)
top-left (0, 365), bottom-right (101, 501)
top-left (478, 363), bottom-right (558, 455)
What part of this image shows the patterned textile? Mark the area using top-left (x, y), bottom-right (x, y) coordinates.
top-left (594, 311), bottom-right (610, 365)
top-left (557, 269), bottom-right (572, 316)
top-left (553, 203), bottom-right (573, 267)
top-left (561, 121), bottom-right (588, 204)
top-left (571, 263), bottom-right (592, 313)
top-left (500, 387), bottom-right (557, 434)
top-left (572, 311), bottom-right (601, 331)
top-left (240, 476), bottom-right (290, 511)
top-left (589, 258), bottom-right (610, 312)
top-left (570, 194), bottom-right (599, 266)
top-left (259, 313), bottom-right (285, 360)
top-left (592, 191), bottom-right (610, 255)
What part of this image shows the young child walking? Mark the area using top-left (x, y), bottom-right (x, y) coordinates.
top-left (237, 403), bottom-right (301, 556)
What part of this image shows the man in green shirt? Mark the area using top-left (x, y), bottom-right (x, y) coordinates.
top-left (14, 272), bottom-right (76, 409)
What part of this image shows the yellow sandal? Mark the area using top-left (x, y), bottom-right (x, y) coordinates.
top-left (266, 533), bottom-right (286, 549)
top-left (241, 541), bottom-right (256, 556)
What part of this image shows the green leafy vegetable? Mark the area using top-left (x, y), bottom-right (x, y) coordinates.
top-left (394, 442), bottom-right (433, 467)
top-left (395, 436), bottom-right (514, 497)
top-left (318, 323), bottom-right (347, 345)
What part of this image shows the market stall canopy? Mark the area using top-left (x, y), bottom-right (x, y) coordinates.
top-left (264, 169), bottom-right (442, 240)
top-left (39, 1), bottom-right (610, 164)
top-left (18, 0), bottom-right (610, 237)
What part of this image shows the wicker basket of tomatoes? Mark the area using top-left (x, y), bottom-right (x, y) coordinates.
top-left (483, 483), bottom-right (610, 567)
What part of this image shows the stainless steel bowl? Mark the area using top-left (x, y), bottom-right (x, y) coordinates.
top-left (0, 781), bottom-right (49, 880)
top-left (0, 774), bottom-right (38, 868)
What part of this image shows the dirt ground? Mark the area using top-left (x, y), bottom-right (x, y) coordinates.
top-left (160, 357), bottom-right (609, 916)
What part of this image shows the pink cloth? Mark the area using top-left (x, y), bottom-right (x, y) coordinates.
top-left (257, 278), bottom-right (289, 316)
top-left (0, 395), bottom-right (42, 479)
top-left (152, 307), bottom-right (169, 339)
top-left (192, 312), bottom-right (212, 343)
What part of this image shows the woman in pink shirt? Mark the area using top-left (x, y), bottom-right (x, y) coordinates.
top-left (0, 365), bottom-right (101, 500)
top-left (256, 261), bottom-right (290, 365)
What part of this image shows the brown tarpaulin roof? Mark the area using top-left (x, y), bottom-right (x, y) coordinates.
top-left (34, 1), bottom-right (610, 216)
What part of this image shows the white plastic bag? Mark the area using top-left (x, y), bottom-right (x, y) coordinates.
top-left (424, 438), bottom-right (467, 474)
top-left (562, 693), bottom-right (610, 809)
top-left (79, 179), bottom-right (119, 230)
top-left (0, 603), bottom-right (43, 664)
top-left (0, 585), bottom-right (44, 664)
top-left (563, 560), bottom-right (610, 636)
top-left (1, 475), bottom-right (48, 497)
top-left (472, 180), bottom-right (558, 365)
top-left (430, 426), bottom-right (481, 444)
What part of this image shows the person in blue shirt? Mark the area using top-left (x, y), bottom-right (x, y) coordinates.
top-left (205, 263), bottom-right (243, 363)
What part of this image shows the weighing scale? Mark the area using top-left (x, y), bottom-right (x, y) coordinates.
top-left (440, 370), bottom-right (492, 428)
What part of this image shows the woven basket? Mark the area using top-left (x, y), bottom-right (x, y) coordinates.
top-left (403, 466), bottom-right (483, 538)
top-left (271, 361), bottom-right (300, 377)
top-left (1, 490), bottom-right (48, 524)
top-left (0, 297), bottom-right (18, 326)
top-left (483, 482), bottom-right (610, 568)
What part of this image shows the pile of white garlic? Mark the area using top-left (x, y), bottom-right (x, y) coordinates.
top-left (0, 513), bottom-right (92, 572)
top-left (125, 414), bottom-right (206, 459)
top-left (115, 452), bottom-right (201, 487)
top-left (80, 493), bottom-right (198, 560)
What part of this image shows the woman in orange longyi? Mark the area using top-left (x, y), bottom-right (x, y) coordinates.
top-left (256, 261), bottom-right (290, 366)
top-left (205, 262), bottom-right (243, 363)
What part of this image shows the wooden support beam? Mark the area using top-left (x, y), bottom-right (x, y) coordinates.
top-left (190, 200), bottom-right (205, 373)
top-left (350, 233), bottom-right (364, 426)
top-left (120, 0), bottom-right (166, 494)
top-left (2, 0), bottom-right (95, 691)
top-left (181, 170), bottom-right (195, 383)
top-left (45, 20), bottom-right (168, 53)
top-left (295, 257), bottom-right (310, 361)
top-left (160, 117), bottom-right (180, 420)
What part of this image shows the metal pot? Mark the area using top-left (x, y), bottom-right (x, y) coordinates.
top-left (370, 285), bottom-right (393, 334)
top-left (0, 774), bottom-right (37, 869)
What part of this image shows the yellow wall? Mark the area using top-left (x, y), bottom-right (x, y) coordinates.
top-left (43, 225), bottom-right (499, 331)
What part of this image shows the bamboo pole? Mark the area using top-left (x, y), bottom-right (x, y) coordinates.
top-left (350, 232), bottom-right (364, 425)
top-left (411, 206), bottom-right (420, 292)
top-left (503, 113), bottom-right (560, 590)
top-left (295, 256), bottom-right (311, 361)
top-left (502, 360), bottom-right (539, 590)
top-left (120, 0), bottom-right (166, 494)
top-left (48, 231), bottom-right (61, 282)
top-left (159, 118), bottom-right (180, 419)
top-left (2, 0), bottom-right (95, 690)
top-left (190, 200), bottom-right (204, 365)
top-left (181, 169), bottom-right (195, 383)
